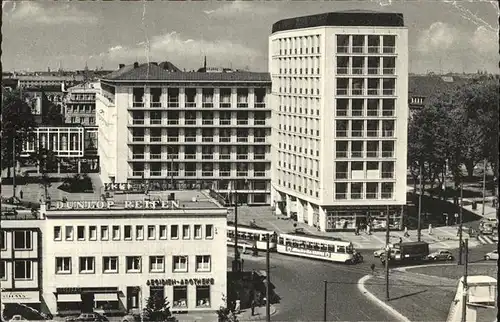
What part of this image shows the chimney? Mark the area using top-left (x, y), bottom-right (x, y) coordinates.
top-left (133, 62), bottom-right (139, 68)
top-left (119, 64), bottom-right (125, 69)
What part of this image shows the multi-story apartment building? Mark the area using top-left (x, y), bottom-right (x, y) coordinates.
top-left (65, 82), bottom-right (99, 126)
top-left (269, 11), bottom-right (408, 232)
top-left (97, 62), bottom-right (272, 204)
top-left (1, 213), bottom-right (44, 319)
top-left (38, 191), bottom-right (227, 316)
top-left (15, 75), bottom-right (84, 89)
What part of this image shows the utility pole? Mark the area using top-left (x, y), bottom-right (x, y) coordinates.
top-left (323, 280), bottom-right (327, 322)
top-left (12, 136), bottom-right (16, 199)
top-left (385, 205), bottom-right (390, 301)
top-left (417, 163), bottom-right (423, 242)
top-left (482, 159), bottom-right (487, 218)
top-left (461, 239), bottom-right (468, 322)
top-left (458, 183), bottom-right (464, 265)
top-left (266, 234), bottom-right (271, 322)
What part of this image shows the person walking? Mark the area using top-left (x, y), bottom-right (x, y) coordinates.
top-left (19, 190), bottom-right (23, 199)
top-left (250, 299), bottom-right (256, 316)
top-left (399, 237), bottom-right (403, 244)
top-left (404, 226), bottom-right (410, 238)
top-left (366, 224), bottom-right (371, 235)
top-left (428, 224), bottom-right (433, 235)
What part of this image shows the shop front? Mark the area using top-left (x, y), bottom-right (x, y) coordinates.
top-left (55, 287), bottom-right (125, 316)
top-left (1, 291), bottom-right (41, 319)
top-left (325, 205), bottom-right (404, 231)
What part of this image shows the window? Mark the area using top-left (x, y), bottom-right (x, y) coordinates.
top-left (124, 225), bottom-right (132, 240)
top-left (182, 225), bottom-right (190, 239)
top-left (171, 225), bottom-right (179, 239)
top-left (77, 226), bottom-right (85, 240)
top-left (173, 286), bottom-right (188, 308)
top-left (194, 225), bottom-right (202, 239)
top-left (65, 226), bottom-right (74, 241)
top-left (205, 225), bottom-right (214, 239)
top-left (89, 226), bottom-right (97, 240)
top-left (0, 261), bottom-right (5, 280)
top-left (196, 286), bottom-right (211, 308)
top-left (196, 255), bottom-right (211, 272)
top-left (14, 260), bottom-right (32, 280)
top-left (14, 231), bottom-right (32, 250)
top-left (173, 256), bottom-right (188, 272)
top-left (136, 226), bottom-right (144, 240)
top-left (148, 226), bottom-right (156, 240)
top-left (79, 257), bottom-right (95, 273)
top-left (56, 257), bottom-right (71, 274)
top-left (159, 225), bottom-right (167, 240)
top-left (150, 256), bottom-right (165, 272)
top-left (103, 256), bottom-right (118, 273)
top-left (53, 226), bottom-right (62, 241)
top-left (101, 226), bottom-right (109, 240)
top-left (126, 256), bottom-right (142, 272)
top-left (0, 231), bottom-right (5, 250)
top-left (112, 226), bottom-right (120, 240)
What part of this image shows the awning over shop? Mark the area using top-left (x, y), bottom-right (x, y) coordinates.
top-left (94, 293), bottom-right (118, 302)
top-left (1, 291), bottom-right (40, 304)
top-left (57, 294), bottom-right (82, 302)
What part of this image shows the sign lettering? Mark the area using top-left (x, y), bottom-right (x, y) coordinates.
top-left (286, 246), bottom-right (331, 258)
top-left (52, 200), bottom-right (177, 210)
top-left (146, 278), bottom-right (215, 286)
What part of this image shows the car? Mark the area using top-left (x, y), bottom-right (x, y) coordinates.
top-left (121, 315), bottom-right (177, 322)
top-left (374, 244), bottom-right (394, 257)
top-left (427, 250), bottom-right (454, 261)
top-left (66, 313), bottom-right (108, 322)
top-left (9, 315), bottom-right (27, 321)
top-left (484, 250), bottom-right (498, 261)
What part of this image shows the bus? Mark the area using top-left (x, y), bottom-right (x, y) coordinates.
top-left (277, 229), bottom-right (362, 264)
top-left (227, 225), bottom-right (277, 251)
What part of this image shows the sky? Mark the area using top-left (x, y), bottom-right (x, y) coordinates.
top-left (2, 0), bottom-right (499, 74)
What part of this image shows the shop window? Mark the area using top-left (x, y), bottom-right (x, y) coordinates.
top-left (173, 256), bottom-right (188, 272)
top-left (103, 256), bottom-right (118, 273)
top-left (77, 226), bottom-right (85, 240)
top-left (112, 226), bottom-right (120, 240)
top-left (194, 225), bottom-right (202, 239)
top-left (196, 286), bottom-right (211, 308)
top-left (101, 226), bottom-right (109, 241)
top-left (159, 225), bottom-right (167, 240)
top-left (126, 256), bottom-right (142, 273)
top-left (182, 225), bottom-right (190, 239)
top-left (14, 231), bottom-right (32, 250)
top-left (205, 225), bottom-right (214, 239)
top-left (65, 226), bottom-right (74, 241)
top-left (79, 257), bottom-right (95, 274)
top-left (89, 226), bottom-right (97, 241)
top-left (0, 260), bottom-right (5, 280)
top-left (56, 257), bottom-right (71, 274)
top-left (196, 255), bottom-right (211, 272)
top-left (173, 286), bottom-right (188, 308)
top-left (150, 256), bottom-right (165, 272)
top-left (136, 226), bottom-right (144, 240)
top-left (54, 226), bottom-right (62, 241)
top-left (171, 225), bottom-right (179, 239)
top-left (14, 260), bottom-right (32, 280)
top-left (148, 226), bottom-right (156, 240)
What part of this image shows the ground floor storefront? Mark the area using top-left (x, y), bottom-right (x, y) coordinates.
top-left (1, 290), bottom-right (48, 320)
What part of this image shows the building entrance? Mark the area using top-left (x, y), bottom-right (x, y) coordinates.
top-left (81, 293), bottom-right (94, 313)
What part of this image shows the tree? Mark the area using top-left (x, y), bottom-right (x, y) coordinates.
top-left (142, 293), bottom-right (173, 322)
top-left (1, 89), bottom-right (36, 178)
top-left (29, 148), bottom-right (58, 199)
top-left (41, 91), bottom-right (64, 126)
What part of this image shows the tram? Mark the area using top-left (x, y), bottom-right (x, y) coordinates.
top-left (227, 224), bottom-right (277, 251)
top-left (277, 229), bottom-right (362, 264)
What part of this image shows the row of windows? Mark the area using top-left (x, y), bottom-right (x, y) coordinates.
top-left (0, 230), bottom-right (33, 251)
top-left (271, 35), bottom-right (322, 56)
top-left (53, 255), bottom-right (211, 275)
top-left (54, 224), bottom-right (214, 241)
top-left (0, 260), bottom-right (32, 280)
top-left (276, 178), bottom-right (320, 198)
top-left (69, 116), bottom-right (95, 125)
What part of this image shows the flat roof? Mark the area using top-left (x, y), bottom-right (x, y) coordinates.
top-left (272, 11), bottom-right (404, 33)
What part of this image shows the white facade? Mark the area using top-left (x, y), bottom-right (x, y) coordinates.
top-left (39, 202), bottom-right (227, 315)
top-left (269, 14), bottom-right (408, 231)
top-left (21, 127), bottom-right (86, 158)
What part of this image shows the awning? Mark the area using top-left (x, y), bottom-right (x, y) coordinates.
top-left (1, 291), bottom-right (40, 304)
top-left (94, 293), bottom-right (118, 302)
top-left (57, 294), bottom-right (82, 302)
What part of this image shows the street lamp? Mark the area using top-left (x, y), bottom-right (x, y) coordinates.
top-left (417, 164), bottom-right (423, 242)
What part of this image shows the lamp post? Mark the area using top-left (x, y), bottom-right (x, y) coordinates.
top-left (458, 183), bottom-right (464, 265)
top-left (417, 164), bottom-right (423, 242)
top-left (12, 136), bottom-right (17, 199)
top-left (231, 180), bottom-right (240, 272)
top-left (481, 159), bottom-right (487, 218)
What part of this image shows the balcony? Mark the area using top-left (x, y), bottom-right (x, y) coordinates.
top-left (220, 102), bottom-right (231, 108)
top-left (202, 102), bottom-right (214, 108)
top-left (383, 68), bottom-right (395, 75)
top-left (185, 171), bottom-right (196, 177)
top-left (383, 89), bottom-right (395, 96)
top-left (382, 110), bottom-right (395, 117)
top-left (237, 120), bottom-right (248, 125)
top-left (335, 172), bottom-right (348, 179)
top-left (220, 120), bottom-right (231, 125)
top-left (367, 68), bottom-right (379, 75)
top-left (254, 154), bottom-right (265, 160)
top-left (150, 102), bottom-right (162, 108)
top-left (336, 109), bottom-right (348, 116)
top-left (202, 171), bottom-right (213, 177)
top-left (351, 131), bottom-right (364, 137)
top-left (367, 130), bottom-right (379, 137)
top-left (382, 130), bottom-right (394, 137)
top-left (351, 89), bottom-right (364, 96)
top-left (351, 109), bottom-right (363, 117)
top-left (132, 119), bottom-right (145, 125)
top-left (202, 137), bottom-right (214, 142)
top-left (335, 193), bottom-right (347, 199)
top-left (185, 102), bottom-right (196, 108)
top-left (167, 137), bottom-right (179, 142)
top-left (150, 136), bottom-right (162, 142)
top-left (336, 151), bottom-right (348, 158)
top-left (219, 171), bottom-right (230, 176)
top-left (133, 102), bottom-right (144, 108)
top-left (150, 171), bottom-right (162, 177)
top-left (337, 67), bottom-right (348, 75)
top-left (150, 119), bottom-right (162, 125)
top-left (336, 88), bottom-right (348, 95)
top-left (336, 131), bottom-right (347, 137)
top-left (202, 120), bottom-right (214, 125)
top-left (381, 192), bottom-right (394, 199)
top-left (254, 102), bottom-right (266, 108)
top-left (352, 46), bottom-right (364, 53)
top-left (366, 151), bottom-right (379, 157)
top-left (132, 171), bottom-right (144, 177)
top-left (351, 151), bottom-right (363, 158)
top-left (237, 137), bottom-right (248, 143)
top-left (336, 46), bottom-right (348, 53)
top-left (367, 89), bottom-right (380, 96)
top-left (351, 193), bottom-right (363, 200)
top-left (202, 154), bottom-right (213, 160)
top-left (150, 153), bottom-right (162, 160)
top-left (382, 46), bottom-right (395, 54)
top-left (254, 120), bottom-right (266, 125)
top-left (219, 154), bottom-right (231, 160)
top-left (254, 171), bottom-right (266, 177)
top-left (184, 154), bottom-right (196, 160)
top-left (366, 192), bottom-right (378, 199)
top-left (382, 172), bottom-right (394, 179)
top-left (167, 101), bottom-right (179, 108)
top-left (219, 137), bottom-right (231, 143)
top-left (367, 109), bottom-right (379, 117)
top-left (132, 153), bottom-right (144, 159)
top-left (185, 137), bottom-right (196, 142)
top-left (237, 154), bottom-right (248, 160)
top-left (237, 103), bottom-right (248, 108)
top-left (185, 119), bottom-right (197, 125)
top-left (167, 171), bottom-right (179, 177)
top-left (254, 137), bottom-right (266, 143)
top-left (237, 171), bottom-right (248, 177)
top-left (132, 136), bottom-right (145, 142)
top-left (382, 151), bottom-right (394, 158)
top-left (351, 67), bottom-right (364, 75)
top-left (368, 46), bottom-right (379, 53)
top-left (167, 120), bottom-right (179, 125)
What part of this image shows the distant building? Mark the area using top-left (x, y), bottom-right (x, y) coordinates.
top-left (269, 11), bottom-right (408, 231)
top-left (65, 82), bottom-right (100, 126)
top-left (14, 75), bottom-right (84, 89)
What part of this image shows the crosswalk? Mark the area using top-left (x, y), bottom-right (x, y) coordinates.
top-left (477, 235), bottom-right (498, 245)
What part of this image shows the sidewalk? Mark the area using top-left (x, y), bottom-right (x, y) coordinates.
top-left (236, 304), bottom-right (277, 321)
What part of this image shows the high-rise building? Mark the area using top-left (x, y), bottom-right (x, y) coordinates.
top-left (96, 62), bottom-right (272, 204)
top-left (269, 11), bottom-right (408, 232)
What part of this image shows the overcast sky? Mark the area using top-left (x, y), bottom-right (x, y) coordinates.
top-left (2, 0), bottom-right (498, 74)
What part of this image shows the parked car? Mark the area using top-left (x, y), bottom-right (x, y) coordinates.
top-left (121, 315), bottom-right (177, 322)
top-left (427, 250), bottom-right (454, 261)
top-left (66, 313), bottom-right (108, 322)
top-left (484, 250), bottom-right (498, 261)
top-left (9, 315), bottom-right (27, 321)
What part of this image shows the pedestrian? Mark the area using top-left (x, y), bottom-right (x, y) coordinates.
top-left (19, 190), bottom-right (23, 199)
top-left (234, 299), bottom-right (241, 314)
top-left (456, 227), bottom-right (460, 237)
top-left (404, 226), bottom-right (410, 238)
top-left (367, 224), bottom-right (371, 235)
top-left (399, 237), bottom-right (403, 244)
top-left (355, 225), bottom-right (359, 236)
top-left (250, 299), bottom-right (256, 316)
top-left (428, 223), bottom-right (432, 235)
top-left (370, 263), bottom-right (376, 274)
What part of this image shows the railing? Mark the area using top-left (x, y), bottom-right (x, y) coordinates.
top-left (219, 154), bottom-right (231, 160)
top-left (220, 120), bottom-right (231, 125)
top-left (254, 154), bottom-right (265, 160)
top-left (202, 171), bottom-right (213, 177)
top-left (237, 137), bottom-right (248, 143)
top-left (337, 67), bottom-right (348, 74)
top-left (185, 171), bottom-right (196, 177)
top-left (336, 46), bottom-right (349, 53)
top-left (150, 119), bottom-right (162, 125)
top-left (237, 171), bottom-right (248, 177)
top-left (237, 120), bottom-right (248, 125)
top-left (254, 137), bottom-right (266, 143)
top-left (336, 110), bottom-right (348, 116)
top-left (237, 154), bottom-right (248, 160)
top-left (335, 193), bottom-right (347, 199)
top-left (167, 171), bottom-right (179, 177)
top-left (132, 153), bottom-right (145, 159)
top-left (351, 89), bottom-right (364, 95)
top-left (367, 109), bottom-right (379, 116)
top-left (167, 120), bottom-right (179, 125)
top-left (132, 171), bottom-right (144, 177)
top-left (167, 137), bottom-right (179, 142)
top-left (382, 172), bottom-right (394, 179)
top-left (351, 67), bottom-right (364, 75)
top-left (150, 136), bottom-right (162, 142)
top-left (367, 89), bottom-right (380, 95)
top-left (351, 109), bottom-right (363, 116)
top-left (336, 151), bottom-right (348, 158)
top-left (185, 102), bottom-right (196, 108)
top-left (167, 101), bottom-right (179, 108)
top-left (220, 102), bottom-right (231, 108)
top-left (202, 137), bottom-right (214, 142)
top-left (367, 67), bottom-right (379, 75)
top-left (381, 151), bottom-right (394, 157)
top-left (254, 171), bottom-right (266, 177)
top-left (254, 120), bottom-right (266, 125)
top-left (150, 154), bottom-right (162, 159)
top-left (202, 120), bottom-right (214, 125)
top-left (352, 46), bottom-right (364, 53)
top-left (382, 46), bottom-right (395, 53)
top-left (150, 171), bottom-right (162, 177)
top-left (254, 102), bottom-right (266, 108)
top-left (382, 110), bottom-right (395, 117)
top-left (383, 68), bottom-right (395, 75)
top-left (351, 193), bottom-right (363, 199)
top-left (167, 154), bottom-right (178, 159)
top-left (335, 172), bottom-right (348, 179)
top-left (351, 130), bottom-right (364, 137)
top-left (381, 192), bottom-right (393, 199)
top-left (150, 102), bottom-right (162, 108)
top-left (202, 102), bottom-right (214, 108)
top-left (383, 89), bottom-right (395, 96)
top-left (219, 171), bottom-right (231, 176)
top-left (133, 102), bottom-right (144, 108)
top-left (336, 88), bottom-right (348, 95)
top-left (132, 136), bottom-right (145, 142)
top-left (185, 119), bottom-right (196, 125)
top-left (132, 119), bottom-right (145, 125)
top-left (367, 130), bottom-right (379, 137)
top-left (366, 193), bottom-right (378, 199)
top-left (184, 154), bottom-right (196, 160)
top-left (202, 154), bottom-right (213, 160)
top-left (366, 151), bottom-right (379, 157)
top-left (336, 131), bottom-right (347, 137)
top-left (351, 151), bottom-right (363, 158)
top-left (237, 103), bottom-right (248, 108)
top-left (185, 137), bottom-right (196, 142)
top-left (382, 130), bottom-right (394, 137)
top-left (219, 137), bottom-right (231, 143)
top-left (368, 46), bottom-right (380, 53)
